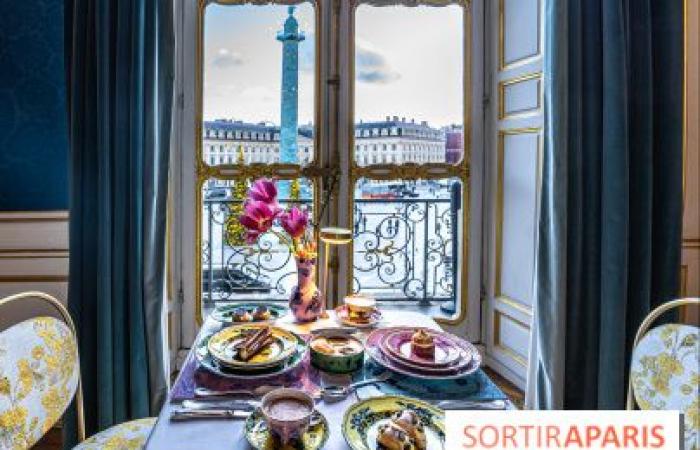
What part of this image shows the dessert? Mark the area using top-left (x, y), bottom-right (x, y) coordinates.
top-left (410, 329), bottom-right (435, 360)
top-left (252, 305), bottom-right (271, 321)
top-left (235, 326), bottom-right (272, 360)
top-left (392, 410), bottom-right (427, 449)
top-left (344, 295), bottom-right (377, 324)
top-left (377, 422), bottom-right (417, 450)
top-left (232, 308), bottom-right (253, 322)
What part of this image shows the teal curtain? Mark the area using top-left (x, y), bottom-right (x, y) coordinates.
top-left (530, 0), bottom-right (684, 409)
top-left (63, 0), bottom-right (174, 446)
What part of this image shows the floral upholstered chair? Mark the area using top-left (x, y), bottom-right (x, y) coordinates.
top-left (0, 291), bottom-right (155, 450)
top-left (628, 298), bottom-right (699, 450)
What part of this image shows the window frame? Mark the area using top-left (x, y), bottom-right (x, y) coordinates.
top-left (344, 0), bottom-right (473, 326)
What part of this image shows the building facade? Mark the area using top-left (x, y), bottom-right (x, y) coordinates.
top-left (354, 116), bottom-right (446, 165)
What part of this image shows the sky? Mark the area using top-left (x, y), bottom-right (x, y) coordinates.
top-left (204, 3), bottom-right (463, 128)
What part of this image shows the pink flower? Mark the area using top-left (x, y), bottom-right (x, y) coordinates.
top-left (239, 200), bottom-right (277, 243)
top-left (280, 206), bottom-right (308, 240)
top-left (249, 178), bottom-right (278, 204)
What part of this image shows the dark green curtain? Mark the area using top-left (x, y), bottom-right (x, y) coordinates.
top-left (63, 0), bottom-right (174, 446)
top-left (530, 0), bottom-right (684, 409)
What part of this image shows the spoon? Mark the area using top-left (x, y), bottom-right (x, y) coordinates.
top-left (321, 372), bottom-right (391, 402)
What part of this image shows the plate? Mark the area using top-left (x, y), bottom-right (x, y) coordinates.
top-left (245, 408), bottom-right (329, 450)
top-left (381, 329), bottom-right (466, 368)
top-left (342, 395), bottom-right (445, 450)
top-left (366, 328), bottom-right (481, 380)
top-left (208, 324), bottom-right (297, 370)
top-left (211, 303), bottom-right (288, 324)
top-left (196, 331), bottom-right (308, 379)
top-left (335, 305), bottom-right (382, 328)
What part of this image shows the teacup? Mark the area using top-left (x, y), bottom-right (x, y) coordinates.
top-left (261, 388), bottom-right (315, 445)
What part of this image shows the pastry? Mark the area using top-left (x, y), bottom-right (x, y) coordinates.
top-left (377, 422), bottom-right (417, 450)
top-left (410, 329), bottom-right (435, 360)
top-left (310, 339), bottom-right (334, 354)
top-left (392, 410), bottom-right (427, 450)
top-left (236, 326), bottom-right (272, 360)
top-left (252, 305), bottom-right (271, 321)
top-left (232, 308), bottom-right (253, 322)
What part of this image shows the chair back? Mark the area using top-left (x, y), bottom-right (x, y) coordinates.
top-left (627, 298), bottom-right (699, 450)
top-left (0, 292), bottom-right (84, 449)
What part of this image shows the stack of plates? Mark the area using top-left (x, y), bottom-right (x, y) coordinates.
top-left (196, 324), bottom-right (307, 379)
top-left (365, 327), bottom-right (481, 380)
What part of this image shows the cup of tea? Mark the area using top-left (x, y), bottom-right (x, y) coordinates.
top-left (261, 388), bottom-right (315, 445)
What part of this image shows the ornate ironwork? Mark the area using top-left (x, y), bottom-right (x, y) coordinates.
top-left (202, 194), bottom-right (458, 311)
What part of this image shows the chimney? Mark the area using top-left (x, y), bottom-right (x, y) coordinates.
top-left (411, 118), bottom-right (415, 124)
top-left (386, 115), bottom-right (390, 122)
top-left (401, 117), bottom-right (406, 122)
top-left (421, 120), bottom-right (427, 126)
top-left (393, 116), bottom-right (399, 121)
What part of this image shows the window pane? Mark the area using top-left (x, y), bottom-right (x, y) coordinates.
top-left (354, 4), bottom-right (463, 166)
top-left (203, 3), bottom-right (315, 166)
top-left (352, 178), bottom-right (463, 318)
top-left (202, 178), bottom-right (314, 304)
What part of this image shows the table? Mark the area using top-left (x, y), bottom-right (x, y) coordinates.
top-left (145, 310), bottom-right (480, 449)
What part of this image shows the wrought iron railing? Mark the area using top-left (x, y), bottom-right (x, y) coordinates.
top-left (201, 195), bottom-right (458, 311)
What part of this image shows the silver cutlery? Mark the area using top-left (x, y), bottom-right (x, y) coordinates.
top-left (433, 399), bottom-right (507, 410)
top-left (181, 399), bottom-right (259, 411)
top-left (170, 408), bottom-right (251, 421)
top-left (194, 385), bottom-right (280, 398)
top-left (321, 372), bottom-right (391, 402)
top-left (310, 327), bottom-right (357, 336)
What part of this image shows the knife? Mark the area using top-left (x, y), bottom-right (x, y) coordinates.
top-left (170, 408), bottom-right (251, 421)
top-left (434, 399), bottom-right (508, 410)
top-left (310, 327), bottom-right (358, 336)
top-left (194, 385), bottom-right (280, 398)
top-left (181, 399), bottom-right (259, 411)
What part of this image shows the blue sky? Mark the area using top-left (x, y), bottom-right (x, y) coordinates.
top-left (204, 3), bottom-right (462, 128)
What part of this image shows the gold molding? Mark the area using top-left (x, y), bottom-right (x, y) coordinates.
top-left (0, 275), bottom-right (69, 283)
top-left (492, 309), bottom-right (528, 367)
top-left (194, 0), bottom-right (324, 325)
top-left (498, 0), bottom-right (542, 72)
top-left (495, 127), bottom-right (542, 308)
top-left (495, 294), bottom-right (532, 316)
top-left (347, 0), bottom-right (472, 325)
top-left (498, 72), bottom-right (542, 120)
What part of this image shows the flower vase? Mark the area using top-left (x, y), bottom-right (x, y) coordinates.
top-left (289, 254), bottom-right (323, 322)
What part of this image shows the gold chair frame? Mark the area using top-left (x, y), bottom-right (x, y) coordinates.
top-left (626, 297), bottom-right (700, 410)
top-left (0, 291), bottom-right (86, 442)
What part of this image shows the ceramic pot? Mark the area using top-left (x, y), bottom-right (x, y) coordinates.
top-left (289, 254), bottom-right (323, 322)
top-left (260, 388), bottom-right (315, 446)
top-left (310, 334), bottom-right (365, 373)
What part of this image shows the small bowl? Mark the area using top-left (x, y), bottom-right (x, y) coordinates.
top-left (310, 334), bottom-right (365, 373)
top-left (261, 388), bottom-right (316, 446)
top-left (344, 295), bottom-right (376, 314)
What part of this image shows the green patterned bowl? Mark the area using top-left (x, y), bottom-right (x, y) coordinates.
top-left (309, 334), bottom-right (364, 374)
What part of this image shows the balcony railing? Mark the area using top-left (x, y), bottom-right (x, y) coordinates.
top-left (201, 193), bottom-right (459, 311)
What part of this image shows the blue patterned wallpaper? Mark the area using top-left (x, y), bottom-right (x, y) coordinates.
top-left (0, 1), bottom-right (68, 210)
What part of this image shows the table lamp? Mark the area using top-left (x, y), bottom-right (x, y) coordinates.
top-left (319, 227), bottom-right (353, 315)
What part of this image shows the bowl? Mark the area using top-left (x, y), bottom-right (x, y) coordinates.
top-left (260, 388), bottom-right (316, 446)
top-left (310, 334), bottom-right (365, 373)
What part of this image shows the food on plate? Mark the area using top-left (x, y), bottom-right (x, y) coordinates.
top-left (377, 422), bottom-right (418, 450)
top-left (236, 326), bottom-right (272, 360)
top-left (344, 295), bottom-right (377, 324)
top-left (232, 308), bottom-right (253, 322)
top-left (410, 329), bottom-right (435, 360)
top-left (252, 305), bottom-right (271, 321)
top-left (310, 336), bottom-right (362, 356)
top-left (392, 410), bottom-right (427, 449)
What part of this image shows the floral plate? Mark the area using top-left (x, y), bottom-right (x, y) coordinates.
top-left (196, 331), bottom-right (308, 379)
top-left (207, 324), bottom-right (298, 370)
top-left (211, 303), bottom-right (288, 324)
top-left (342, 395), bottom-right (445, 450)
top-left (245, 408), bottom-right (329, 450)
top-left (335, 305), bottom-right (382, 328)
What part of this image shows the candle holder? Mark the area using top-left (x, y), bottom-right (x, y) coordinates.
top-left (319, 227), bottom-right (353, 316)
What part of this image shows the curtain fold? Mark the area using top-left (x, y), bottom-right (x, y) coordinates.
top-left (63, 0), bottom-right (174, 446)
top-left (527, 0), bottom-right (684, 410)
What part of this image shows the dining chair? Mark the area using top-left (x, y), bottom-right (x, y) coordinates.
top-left (0, 291), bottom-right (155, 450)
top-left (627, 297), bottom-right (699, 450)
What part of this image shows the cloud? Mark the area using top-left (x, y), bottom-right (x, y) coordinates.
top-left (239, 86), bottom-right (276, 103)
top-left (355, 42), bottom-right (400, 84)
top-left (211, 48), bottom-right (244, 68)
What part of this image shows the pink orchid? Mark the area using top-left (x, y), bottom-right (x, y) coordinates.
top-left (248, 178), bottom-right (278, 204)
top-left (239, 200), bottom-right (277, 243)
top-left (280, 206), bottom-right (309, 240)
